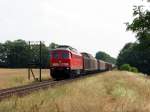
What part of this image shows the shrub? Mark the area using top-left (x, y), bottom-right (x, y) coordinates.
top-left (119, 64), bottom-right (138, 73)
top-left (120, 64), bottom-right (131, 71)
top-left (130, 67), bottom-right (138, 73)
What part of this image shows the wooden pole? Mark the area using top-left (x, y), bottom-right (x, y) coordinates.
top-left (28, 41), bottom-right (30, 80)
top-left (39, 41), bottom-right (42, 82)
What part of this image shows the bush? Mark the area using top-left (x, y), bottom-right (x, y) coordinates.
top-left (130, 67), bottom-right (138, 73)
top-left (119, 64), bottom-right (138, 73)
top-left (120, 64), bottom-right (131, 71)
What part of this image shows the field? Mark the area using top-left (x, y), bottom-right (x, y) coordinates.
top-left (0, 68), bottom-right (50, 89)
top-left (0, 71), bottom-right (150, 112)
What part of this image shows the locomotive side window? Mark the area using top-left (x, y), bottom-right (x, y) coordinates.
top-left (53, 52), bottom-right (59, 59)
top-left (62, 52), bottom-right (69, 59)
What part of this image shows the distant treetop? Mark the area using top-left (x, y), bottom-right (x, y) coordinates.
top-left (95, 51), bottom-right (116, 64)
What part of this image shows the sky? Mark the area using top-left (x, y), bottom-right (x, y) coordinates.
top-left (0, 0), bottom-right (148, 58)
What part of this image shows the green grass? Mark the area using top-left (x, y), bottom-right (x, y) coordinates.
top-left (0, 71), bottom-right (150, 112)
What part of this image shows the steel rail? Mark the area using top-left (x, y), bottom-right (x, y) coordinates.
top-left (0, 72), bottom-right (103, 101)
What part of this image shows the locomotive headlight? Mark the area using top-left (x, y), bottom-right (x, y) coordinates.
top-left (53, 63), bottom-right (59, 66)
top-left (52, 63), bottom-right (69, 66)
top-left (62, 63), bottom-right (69, 66)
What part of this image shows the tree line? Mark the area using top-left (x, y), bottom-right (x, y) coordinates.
top-left (117, 6), bottom-right (150, 74)
top-left (95, 51), bottom-right (116, 64)
top-left (0, 40), bottom-right (58, 68)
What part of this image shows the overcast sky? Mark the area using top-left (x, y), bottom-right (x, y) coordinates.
top-left (0, 0), bottom-right (148, 57)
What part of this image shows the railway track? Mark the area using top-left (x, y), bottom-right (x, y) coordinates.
top-left (0, 79), bottom-right (73, 101)
top-left (0, 72), bottom-right (103, 101)
top-left (0, 75), bottom-right (85, 101)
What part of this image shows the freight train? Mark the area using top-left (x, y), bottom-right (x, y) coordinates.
top-left (50, 45), bottom-right (113, 79)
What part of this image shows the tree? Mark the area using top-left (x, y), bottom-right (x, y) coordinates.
top-left (126, 6), bottom-right (150, 43)
top-left (49, 42), bottom-right (59, 50)
top-left (95, 51), bottom-right (116, 64)
top-left (0, 43), bottom-right (8, 67)
top-left (127, 6), bottom-right (150, 74)
top-left (4, 40), bottom-right (30, 68)
top-left (0, 39), bottom-right (50, 68)
top-left (117, 5), bottom-right (150, 74)
top-left (117, 43), bottom-right (138, 67)
top-left (41, 44), bottom-right (49, 68)
top-left (29, 43), bottom-right (49, 68)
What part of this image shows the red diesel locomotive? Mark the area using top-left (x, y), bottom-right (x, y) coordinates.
top-left (50, 45), bottom-right (83, 79)
top-left (50, 45), bottom-right (113, 79)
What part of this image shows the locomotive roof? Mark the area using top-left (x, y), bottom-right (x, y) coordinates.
top-left (57, 45), bottom-right (78, 52)
top-left (51, 45), bottom-right (81, 55)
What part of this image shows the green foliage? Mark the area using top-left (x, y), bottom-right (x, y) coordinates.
top-left (95, 51), bottom-right (116, 64)
top-left (29, 43), bottom-right (49, 68)
top-left (117, 6), bottom-right (150, 74)
top-left (0, 39), bottom-right (50, 68)
top-left (48, 42), bottom-right (59, 50)
top-left (117, 43), bottom-right (137, 67)
top-left (1, 40), bottom-right (30, 68)
top-left (117, 42), bottom-right (147, 73)
top-left (131, 67), bottom-right (138, 73)
top-left (120, 64), bottom-right (131, 71)
top-left (126, 6), bottom-right (150, 42)
top-left (119, 64), bottom-right (138, 73)
top-left (0, 43), bottom-right (8, 67)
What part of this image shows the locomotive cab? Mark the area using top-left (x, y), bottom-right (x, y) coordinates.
top-left (50, 49), bottom-right (71, 79)
top-left (50, 50), bottom-right (71, 68)
top-left (50, 45), bottom-right (83, 79)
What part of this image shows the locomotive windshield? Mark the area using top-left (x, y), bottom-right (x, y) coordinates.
top-left (62, 52), bottom-right (69, 59)
top-left (53, 52), bottom-right (59, 59)
top-left (52, 51), bottom-right (70, 59)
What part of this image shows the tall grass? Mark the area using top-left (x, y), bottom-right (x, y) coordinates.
top-left (0, 71), bottom-right (150, 112)
top-left (0, 69), bottom-right (50, 89)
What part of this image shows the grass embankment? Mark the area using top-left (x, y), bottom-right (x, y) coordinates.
top-left (0, 69), bottom-right (50, 89)
top-left (1, 71), bottom-right (150, 112)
